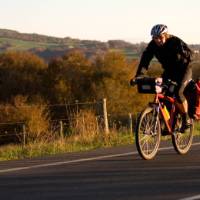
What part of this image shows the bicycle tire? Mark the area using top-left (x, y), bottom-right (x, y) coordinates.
top-left (135, 106), bottom-right (161, 160)
top-left (172, 113), bottom-right (193, 154)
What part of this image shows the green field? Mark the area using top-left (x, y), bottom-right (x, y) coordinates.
top-left (0, 37), bottom-right (64, 51)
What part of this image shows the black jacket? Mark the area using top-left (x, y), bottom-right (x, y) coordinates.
top-left (136, 35), bottom-right (192, 83)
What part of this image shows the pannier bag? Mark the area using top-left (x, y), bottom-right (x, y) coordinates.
top-left (184, 78), bottom-right (200, 120)
top-left (194, 78), bottom-right (200, 120)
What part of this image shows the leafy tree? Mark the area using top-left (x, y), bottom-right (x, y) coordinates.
top-left (47, 50), bottom-right (95, 103)
top-left (92, 52), bottom-right (135, 113)
top-left (0, 51), bottom-right (47, 102)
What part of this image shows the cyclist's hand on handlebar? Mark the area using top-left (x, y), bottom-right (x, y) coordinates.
top-left (155, 77), bottom-right (163, 85)
top-left (130, 76), bottom-right (143, 86)
top-left (130, 78), bottom-right (137, 86)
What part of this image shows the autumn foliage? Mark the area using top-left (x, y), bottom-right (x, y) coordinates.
top-left (0, 50), bottom-right (199, 142)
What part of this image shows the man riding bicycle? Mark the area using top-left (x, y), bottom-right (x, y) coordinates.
top-left (131, 24), bottom-right (192, 133)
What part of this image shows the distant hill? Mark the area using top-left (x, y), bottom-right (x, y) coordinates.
top-left (0, 28), bottom-right (148, 61)
top-left (0, 28), bottom-right (200, 61)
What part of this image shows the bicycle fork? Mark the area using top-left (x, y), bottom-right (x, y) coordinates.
top-left (149, 103), bottom-right (160, 136)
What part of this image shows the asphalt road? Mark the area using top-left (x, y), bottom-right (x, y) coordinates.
top-left (0, 138), bottom-right (200, 200)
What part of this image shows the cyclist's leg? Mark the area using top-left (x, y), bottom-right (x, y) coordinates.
top-left (175, 89), bottom-right (188, 114)
top-left (175, 68), bottom-right (192, 132)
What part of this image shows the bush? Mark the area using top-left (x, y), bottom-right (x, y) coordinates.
top-left (0, 96), bottom-right (51, 143)
top-left (68, 109), bottom-right (99, 143)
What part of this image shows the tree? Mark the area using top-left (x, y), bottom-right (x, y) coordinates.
top-left (92, 51), bottom-right (135, 113)
top-left (0, 51), bottom-right (47, 102)
top-left (47, 50), bottom-right (95, 103)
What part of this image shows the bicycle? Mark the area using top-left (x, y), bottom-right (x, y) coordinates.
top-left (132, 77), bottom-right (194, 160)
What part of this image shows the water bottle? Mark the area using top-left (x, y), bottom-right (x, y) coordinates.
top-left (163, 105), bottom-right (170, 121)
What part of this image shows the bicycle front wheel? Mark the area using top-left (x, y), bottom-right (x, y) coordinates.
top-left (172, 114), bottom-right (193, 154)
top-left (135, 106), bottom-right (161, 160)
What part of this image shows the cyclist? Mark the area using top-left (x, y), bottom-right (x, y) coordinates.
top-left (131, 24), bottom-right (192, 132)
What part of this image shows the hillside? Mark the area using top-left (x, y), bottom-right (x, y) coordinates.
top-left (0, 28), bottom-right (147, 61)
top-left (0, 28), bottom-right (200, 61)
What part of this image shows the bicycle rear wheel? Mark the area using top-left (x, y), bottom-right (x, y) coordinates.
top-left (135, 106), bottom-right (161, 160)
top-left (172, 113), bottom-right (193, 154)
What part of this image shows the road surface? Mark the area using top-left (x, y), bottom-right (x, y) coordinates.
top-left (0, 138), bottom-right (200, 200)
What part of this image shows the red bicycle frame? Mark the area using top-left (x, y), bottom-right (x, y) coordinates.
top-left (155, 93), bottom-right (177, 134)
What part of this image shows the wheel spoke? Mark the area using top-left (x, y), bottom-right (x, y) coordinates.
top-left (136, 106), bottom-right (161, 160)
top-left (172, 115), bottom-right (193, 154)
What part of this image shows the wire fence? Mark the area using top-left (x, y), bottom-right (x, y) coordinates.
top-left (0, 99), bottom-right (199, 146)
top-left (0, 99), bottom-right (136, 146)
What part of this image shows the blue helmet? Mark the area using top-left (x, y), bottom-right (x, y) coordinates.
top-left (151, 24), bottom-right (168, 37)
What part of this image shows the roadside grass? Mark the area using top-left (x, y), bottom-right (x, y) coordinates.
top-left (194, 121), bottom-right (200, 135)
top-left (0, 120), bottom-right (199, 161)
top-left (0, 130), bottom-right (134, 161)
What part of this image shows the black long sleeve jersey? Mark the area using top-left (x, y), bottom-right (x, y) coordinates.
top-left (136, 35), bottom-right (192, 83)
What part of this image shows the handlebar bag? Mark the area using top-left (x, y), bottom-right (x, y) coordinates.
top-left (137, 77), bottom-right (156, 94)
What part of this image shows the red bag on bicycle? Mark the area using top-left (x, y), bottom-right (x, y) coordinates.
top-left (184, 78), bottom-right (200, 120)
top-left (194, 79), bottom-right (200, 120)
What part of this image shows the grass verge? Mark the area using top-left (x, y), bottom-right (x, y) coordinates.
top-left (0, 131), bottom-right (134, 161)
top-left (0, 122), bottom-right (199, 161)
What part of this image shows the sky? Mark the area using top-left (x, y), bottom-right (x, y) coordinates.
top-left (0, 0), bottom-right (200, 44)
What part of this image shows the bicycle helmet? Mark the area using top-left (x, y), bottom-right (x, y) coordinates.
top-left (151, 24), bottom-right (168, 37)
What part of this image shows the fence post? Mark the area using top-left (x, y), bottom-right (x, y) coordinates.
top-left (128, 113), bottom-right (133, 134)
top-left (60, 120), bottom-right (64, 139)
top-left (22, 124), bottom-right (26, 146)
top-left (75, 100), bottom-right (79, 116)
top-left (96, 117), bottom-right (99, 134)
top-left (103, 98), bottom-right (109, 134)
